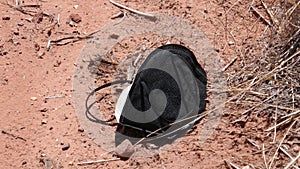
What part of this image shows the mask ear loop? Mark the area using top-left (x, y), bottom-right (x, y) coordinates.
top-left (85, 80), bottom-right (132, 125)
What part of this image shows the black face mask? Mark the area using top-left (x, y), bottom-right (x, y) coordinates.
top-left (86, 44), bottom-right (207, 147)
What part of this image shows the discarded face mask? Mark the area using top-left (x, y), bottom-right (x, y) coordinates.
top-left (86, 44), bottom-right (207, 148)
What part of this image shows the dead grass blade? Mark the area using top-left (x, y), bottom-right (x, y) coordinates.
top-left (284, 152), bottom-right (300, 169)
top-left (109, 0), bottom-right (155, 18)
top-left (268, 120), bottom-right (297, 169)
top-left (77, 157), bottom-right (120, 165)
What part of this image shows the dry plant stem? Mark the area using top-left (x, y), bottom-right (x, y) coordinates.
top-left (261, 0), bottom-right (278, 26)
top-left (224, 160), bottom-right (233, 169)
top-left (241, 93), bottom-right (276, 115)
top-left (292, 86), bottom-right (295, 110)
top-left (263, 144), bottom-right (269, 169)
top-left (266, 117), bottom-right (294, 132)
top-left (109, 0), bottom-right (155, 18)
top-left (57, 14), bottom-right (60, 26)
top-left (133, 113), bottom-right (206, 146)
top-left (77, 157), bottom-right (120, 165)
top-left (45, 95), bottom-right (65, 99)
top-left (268, 120), bottom-right (297, 169)
top-left (145, 115), bottom-right (204, 142)
top-left (1, 130), bottom-right (26, 141)
top-left (285, 1), bottom-right (300, 20)
top-left (236, 76), bottom-right (258, 102)
top-left (261, 103), bottom-right (300, 112)
top-left (48, 28), bottom-right (105, 50)
top-left (281, 110), bottom-right (300, 120)
top-left (252, 50), bottom-right (300, 87)
top-left (247, 138), bottom-right (260, 149)
top-left (224, 159), bottom-right (240, 169)
top-left (50, 35), bottom-right (93, 44)
top-left (250, 6), bottom-right (273, 27)
top-left (3, 2), bottom-right (35, 16)
top-left (226, 0), bottom-right (242, 14)
top-left (3, 2), bottom-right (50, 17)
top-left (46, 40), bottom-right (51, 51)
top-left (227, 88), bottom-right (268, 96)
top-left (284, 152), bottom-right (300, 169)
top-left (113, 11), bottom-right (127, 25)
top-left (279, 147), bottom-right (294, 160)
top-left (273, 105), bottom-right (277, 143)
top-left (20, 4), bottom-right (41, 8)
top-left (222, 56), bottom-right (238, 72)
top-left (111, 11), bottom-right (124, 19)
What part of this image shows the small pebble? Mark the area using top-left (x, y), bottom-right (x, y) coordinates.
top-left (0, 50), bottom-right (8, 56)
top-left (40, 108), bottom-right (48, 112)
top-left (22, 160), bottom-right (27, 165)
top-left (13, 30), bottom-right (19, 36)
top-left (2, 77), bottom-right (8, 85)
top-left (37, 52), bottom-right (45, 59)
top-left (41, 119), bottom-right (47, 125)
top-left (78, 128), bottom-right (84, 132)
top-left (69, 14), bottom-right (82, 23)
top-left (228, 41), bottom-right (235, 46)
top-left (2, 16), bottom-right (10, 20)
top-left (34, 43), bottom-right (40, 51)
top-left (17, 22), bottom-right (24, 26)
top-left (53, 60), bottom-right (61, 67)
top-left (62, 143), bottom-right (70, 151)
top-left (115, 139), bottom-right (134, 158)
top-left (30, 97), bottom-right (37, 101)
top-left (68, 20), bottom-right (75, 27)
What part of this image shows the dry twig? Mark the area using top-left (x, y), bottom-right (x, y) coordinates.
top-left (279, 146), bottom-right (294, 160)
top-left (47, 28), bottom-right (104, 50)
top-left (261, 0), bottom-right (278, 26)
top-left (247, 138), bottom-right (260, 149)
top-left (266, 117), bottom-right (295, 132)
top-left (222, 56), bottom-right (238, 72)
top-left (2, 1), bottom-right (35, 16)
top-left (20, 4), bottom-right (41, 8)
top-left (224, 159), bottom-right (241, 169)
top-left (2, 2), bottom-right (50, 17)
top-left (262, 144), bottom-right (269, 169)
top-left (284, 152), bottom-right (300, 169)
top-left (109, 0), bottom-right (155, 18)
top-left (1, 130), bottom-right (26, 141)
top-left (252, 50), bottom-right (300, 87)
top-left (269, 120), bottom-right (297, 169)
top-left (250, 6), bottom-right (273, 27)
top-left (77, 157), bottom-right (120, 165)
top-left (111, 11), bottom-right (125, 19)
